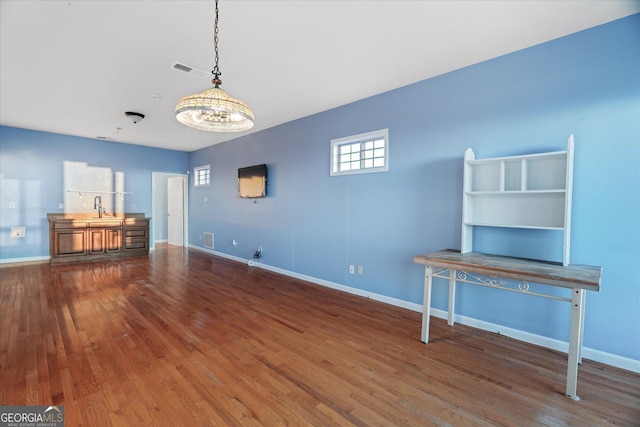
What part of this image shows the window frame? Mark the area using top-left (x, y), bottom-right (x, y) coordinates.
top-left (330, 128), bottom-right (389, 176)
top-left (193, 164), bottom-right (211, 188)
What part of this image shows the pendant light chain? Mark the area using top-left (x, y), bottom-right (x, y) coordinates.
top-left (212, 0), bottom-right (222, 86)
top-left (175, 0), bottom-right (254, 132)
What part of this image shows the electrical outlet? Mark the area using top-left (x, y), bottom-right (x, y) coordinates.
top-left (358, 266), bottom-right (363, 275)
top-left (10, 227), bottom-right (25, 238)
top-left (349, 265), bottom-right (355, 274)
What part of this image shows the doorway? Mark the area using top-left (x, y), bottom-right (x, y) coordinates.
top-left (167, 176), bottom-right (185, 246)
top-left (151, 172), bottom-right (189, 250)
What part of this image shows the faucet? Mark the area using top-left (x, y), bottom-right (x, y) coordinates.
top-left (93, 195), bottom-right (103, 218)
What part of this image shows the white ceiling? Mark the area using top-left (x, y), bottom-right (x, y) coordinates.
top-left (1, 1), bottom-right (638, 152)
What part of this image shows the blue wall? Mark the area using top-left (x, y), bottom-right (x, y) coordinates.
top-left (0, 127), bottom-right (189, 259)
top-left (188, 15), bottom-right (640, 361)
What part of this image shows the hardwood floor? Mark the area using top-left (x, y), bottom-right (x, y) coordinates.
top-left (1, 244), bottom-right (639, 426)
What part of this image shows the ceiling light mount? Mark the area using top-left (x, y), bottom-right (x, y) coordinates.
top-left (125, 111), bottom-right (145, 124)
top-left (175, 0), bottom-right (254, 132)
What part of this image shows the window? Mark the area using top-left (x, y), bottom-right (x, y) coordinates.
top-left (330, 129), bottom-right (389, 176)
top-left (193, 165), bottom-right (210, 187)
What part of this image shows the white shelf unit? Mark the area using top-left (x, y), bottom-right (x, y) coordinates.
top-left (461, 135), bottom-right (574, 265)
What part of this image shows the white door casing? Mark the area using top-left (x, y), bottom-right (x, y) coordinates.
top-left (167, 176), bottom-right (184, 246)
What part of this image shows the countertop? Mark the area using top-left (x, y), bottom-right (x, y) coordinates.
top-left (47, 213), bottom-right (148, 220)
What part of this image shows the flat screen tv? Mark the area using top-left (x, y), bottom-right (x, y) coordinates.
top-left (238, 164), bottom-right (267, 198)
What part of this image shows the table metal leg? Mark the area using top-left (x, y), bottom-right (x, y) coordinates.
top-left (421, 266), bottom-right (433, 343)
top-left (566, 288), bottom-right (585, 400)
top-left (448, 269), bottom-right (456, 326)
top-left (578, 290), bottom-right (586, 364)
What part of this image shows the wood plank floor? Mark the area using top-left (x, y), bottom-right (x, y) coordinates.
top-left (1, 244), bottom-right (639, 426)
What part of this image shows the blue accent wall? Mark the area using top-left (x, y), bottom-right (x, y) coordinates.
top-left (188, 15), bottom-right (640, 360)
top-left (0, 127), bottom-right (189, 259)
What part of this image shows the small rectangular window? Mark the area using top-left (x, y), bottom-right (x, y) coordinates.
top-left (330, 129), bottom-right (389, 176)
top-left (194, 165), bottom-right (210, 187)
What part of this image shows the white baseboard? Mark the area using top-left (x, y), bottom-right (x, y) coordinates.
top-left (0, 255), bottom-right (49, 265)
top-left (428, 308), bottom-right (640, 373)
top-left (151, 245), bottom-right (640, 372)
top-left (189, 245), bottom-right (422, 312)
top-left (190, 245), bottom-right (247, 264)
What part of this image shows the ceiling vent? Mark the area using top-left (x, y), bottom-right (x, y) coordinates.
top-left (171, 62), bottom-right (210, 79)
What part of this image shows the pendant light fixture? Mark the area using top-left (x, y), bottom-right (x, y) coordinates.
top-left (175, 0), bottom-right (254, 132)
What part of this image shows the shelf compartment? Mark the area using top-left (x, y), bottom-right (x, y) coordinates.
top-left (463, 190), bottom-right (566, 229)
top-left (467, 153), bottom-right (567, 192)
top-left (469, 162), bottom-right (501, 192)
top-left (504, 160), bottom-right (523, 191)
top-left (525, 155), bottom-right (567, 191)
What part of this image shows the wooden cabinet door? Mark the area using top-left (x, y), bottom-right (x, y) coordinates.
top-left (89, 229), bottom-right (105, 254)
top-left (55, 230), bottom-right (87, 256)
top-left (106, 229), bottom-right (122, 253)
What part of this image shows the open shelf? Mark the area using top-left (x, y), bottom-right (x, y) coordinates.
top-left (467, 151), bottom-right (567, 192)
top-left (461, 135), bottom-right (574, 265)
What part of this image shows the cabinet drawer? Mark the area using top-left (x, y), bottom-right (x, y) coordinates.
top-left (55, 221), bottom-right (87, 229)
top-left (124, 229), bottom-right (147, 238)
top-left (123, 219), bottom-right (149, 227)
top-left (124, 238), bottom-right (147, 250)
top-left (90, 221), bottom-right (121, 228)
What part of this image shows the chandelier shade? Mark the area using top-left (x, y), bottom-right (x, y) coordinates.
top-left (175, 0), bottom-right (254, 132)
top-left (175, 84), bottom-right (255, 132)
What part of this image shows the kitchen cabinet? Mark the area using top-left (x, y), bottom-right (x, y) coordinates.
top-left (48, 214), bottom-right (149, 264)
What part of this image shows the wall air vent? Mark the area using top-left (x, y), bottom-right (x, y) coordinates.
top-left (203, 232), bottom-right (214, 249)
top-left (171, 62), bottom-right (210, 79)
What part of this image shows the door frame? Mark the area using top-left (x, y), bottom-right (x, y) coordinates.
top-left (151, 172), bottom-right (189, 251)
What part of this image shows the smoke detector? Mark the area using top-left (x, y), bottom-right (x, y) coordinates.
top-left (125, 111), bottom-right (145, 124)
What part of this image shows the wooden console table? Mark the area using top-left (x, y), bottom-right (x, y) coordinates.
top-left (414, 249), bottom-right (602, 401)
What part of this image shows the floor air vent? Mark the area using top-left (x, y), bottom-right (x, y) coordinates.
top-left (203, 232), bottom-right (214, 249)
